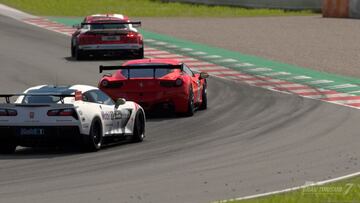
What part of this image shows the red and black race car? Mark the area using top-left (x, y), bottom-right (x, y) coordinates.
top-left (71, 14), bottom-right (144, 60)
top-left (98, 59), bottom-right (209, 116)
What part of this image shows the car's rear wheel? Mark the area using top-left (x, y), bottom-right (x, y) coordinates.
top-left (199, 84), bottom-right (207, 110)
top-left (131, 110), bottom-right (145, 143)
top-left (185, 86), bottom-right (195, 117)
top-left (0, 143), bottom-right (16, 154)
top-left (75, 46), bottom-right (85, 60)
top-left (135, 47), bottom-right (144, 59)
top-left (82, 118), bottom-right (102, 152)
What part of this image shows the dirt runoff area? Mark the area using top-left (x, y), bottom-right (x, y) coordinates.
top-left (139, 16), bottom-right (360, 78)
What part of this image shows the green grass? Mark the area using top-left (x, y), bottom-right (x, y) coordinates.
top-left (216, 176), bottom-right (360, 203)
top-left (0, 0), bottom-right (315, 17)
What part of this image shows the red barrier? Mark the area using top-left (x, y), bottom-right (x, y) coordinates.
top-left (323, 0), bottom-right (349, 18)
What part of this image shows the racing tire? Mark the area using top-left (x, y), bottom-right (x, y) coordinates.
top-left (131, 110), bottom-right (145, 143)
top-left (0, 143), bottom-right (16, 154)
top-left (75, 46), bottom-right (86, 61)
top-left (185, 86), bottom-right (195, 117)
top-left (71, 42), bottom-right (75, 58)
top-left (82, 118), bottom-right (103, 152)
top-left (135, 47), bottom-right (144, 59)
top-left (198, 85), bottom-right (207, 110)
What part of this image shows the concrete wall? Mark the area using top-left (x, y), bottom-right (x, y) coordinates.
top-left (165, 0), bottom-right (322, 10)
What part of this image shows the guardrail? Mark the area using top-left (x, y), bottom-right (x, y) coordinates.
top-left (164, 0), bottom-right (322, 10)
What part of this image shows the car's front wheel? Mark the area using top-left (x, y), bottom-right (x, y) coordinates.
top-left (82, 118), bottom-right (103, 152)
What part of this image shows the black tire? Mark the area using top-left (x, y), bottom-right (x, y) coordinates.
top-left (185, 86), bottom-right (195, 117)
top-left (75, 46), bottom-right (85, 60)
top-left (131, 110), bottom-right (145, 143)
top-left (82, 118), bottom-right (103, 152)
top-left (0, 143), bottom-right (16, 154)
top-left (135, 47), bottom-right (144, 59)
top-left (71, 41), bottom-right (75, 58)
top-left (199, 84), bottom-right (207, 110)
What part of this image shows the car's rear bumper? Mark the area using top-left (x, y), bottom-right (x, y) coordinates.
top-left (0, 126), bottom-right (82, 147)
top-left (79, 43), bottom-right (142, 51)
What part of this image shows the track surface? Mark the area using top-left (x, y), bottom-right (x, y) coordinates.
top-left (1, 15), bottom-right (360, 203)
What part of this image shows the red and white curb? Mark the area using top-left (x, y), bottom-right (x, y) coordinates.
top-left (21, 17), bottom-right (360, 110)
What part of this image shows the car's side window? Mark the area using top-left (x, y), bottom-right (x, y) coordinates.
top-left (183, 64), bottom-right (194, 77)
top-left (94, 90), bottom-right (115, 106)
top-left (83, 91), bottom-right (96, 103)
top-left (83, 90), bottom-right (113, 105)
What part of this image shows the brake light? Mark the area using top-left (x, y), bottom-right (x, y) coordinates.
top-left (0, 109), bottom-right (17, 116)
top-left (78, 33), bottom-right (96, 44)
top-left (59, 109), bottom-right (74, 116)
top-left (47, 109), bottom-right (78, 120)
top-left (126, 32), bottom-right (137, 38)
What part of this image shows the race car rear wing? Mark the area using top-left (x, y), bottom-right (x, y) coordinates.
top-left (99, 64), bottom-right (183, 78)
top-left (81, 21), bottom-right (141, 26)
top-left (0, 92), bottom-right (82, 104)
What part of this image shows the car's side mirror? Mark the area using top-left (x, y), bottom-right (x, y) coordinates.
top-left (72, 24), bottom-right (81, 29)
top-left (199, 72), bottom-right (209, 79)
top-left (115, 98), bottom-right (126, 109)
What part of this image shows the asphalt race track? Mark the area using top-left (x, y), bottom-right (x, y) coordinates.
top-left (1, 14), bottom-right (360, 203)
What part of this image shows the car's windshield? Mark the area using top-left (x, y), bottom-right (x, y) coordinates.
top-left (121, 68), bottom-right (174, 78)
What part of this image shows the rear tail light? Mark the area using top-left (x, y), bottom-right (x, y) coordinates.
top-left (0, 109), bottom-right (17, 116)
top-left (101, 80), bottom-right (123, 88)
top-left (78, 33), bottom-right (96, 44)
top-left (126, 32), bottom-right (137, 38)
top-left (47, 109), bottom-right (78, 120)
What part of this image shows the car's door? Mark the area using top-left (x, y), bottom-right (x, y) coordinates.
top-left (183, 64), bottom-right (201, 103)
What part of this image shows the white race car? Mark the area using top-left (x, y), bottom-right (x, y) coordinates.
top-left (0, 85), bottom-right (146, 153)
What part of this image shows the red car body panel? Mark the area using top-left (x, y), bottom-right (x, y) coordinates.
top-left (98, 59), bottom-right (207, 113)
top-left (71, 14), bottom-right (143, 58)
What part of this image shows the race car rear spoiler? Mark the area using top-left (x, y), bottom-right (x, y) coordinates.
top-left (99, 64), bottom-right (183, 78)
top-left (99, 65), bottom-right (183, 73)
top-left (0, 92), bottom-right (81, 104)
top-left (81, 21), bottom-right (141, 27)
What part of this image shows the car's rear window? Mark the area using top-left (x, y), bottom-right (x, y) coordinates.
top-left (121, 69), bottom-right (173, 79)
top-left (22, 96), bottom-right (62, 104)
top-left (21, 87), bottom-right (75, 104)
top-left (90, 24), bottom-right (128, 30)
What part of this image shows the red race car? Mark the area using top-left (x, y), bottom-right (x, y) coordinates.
top-left (98, 59), bottom-right (209, 116)
top-left (71, 14), bottom-right (144, 60)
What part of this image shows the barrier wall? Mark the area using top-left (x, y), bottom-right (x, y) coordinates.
top-left (164, 0), bottom-right (322, 10)
top-left (349, 0), bottom-right (360, 18)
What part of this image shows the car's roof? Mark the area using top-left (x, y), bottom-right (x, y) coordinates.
top-left (85, 14), bottom-right (129, 23)
top-left (123, 58), bottom-right (182, 66)
top-left (24, 85), bottom-right (98, 94)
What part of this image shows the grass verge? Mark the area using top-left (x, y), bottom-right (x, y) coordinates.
top-left (216, 176), bottom-right (360, 203)
top-left (0, 0), bottom-right (315, 17)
